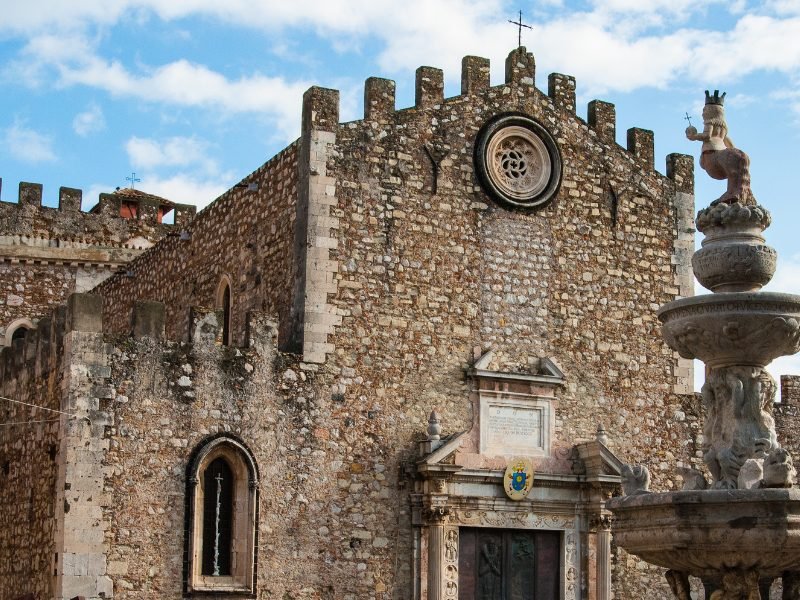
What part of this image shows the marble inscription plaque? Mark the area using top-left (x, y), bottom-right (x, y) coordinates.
top-left (487, 405), bottom-right (542, 448)
top-left (479, 395), bottom-right (552, 457)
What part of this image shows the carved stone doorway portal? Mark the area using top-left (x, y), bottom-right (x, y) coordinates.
top-left (457, 528), bottom-right (560, 600)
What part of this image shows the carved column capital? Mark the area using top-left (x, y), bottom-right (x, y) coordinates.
top-left (589, 514), bottom-right (612, 532)
top-left (424, 506), bottom-right (451, 524)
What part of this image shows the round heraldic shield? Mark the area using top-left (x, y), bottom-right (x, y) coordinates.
top-left (504, 457), bottom-right (535, 501)
top-left (474, 113), bottom-right (562, 210)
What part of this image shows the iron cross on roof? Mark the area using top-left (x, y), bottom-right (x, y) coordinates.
top-left (508, 10), bottom-right (533, 49)
top-left (126, 172), bottom-right (141, 190)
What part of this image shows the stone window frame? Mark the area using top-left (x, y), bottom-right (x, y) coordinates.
top-left (215, 275), bottom-right (233, 346)
top-left (184, 434), bottom-right (259, 596)
top-left (4, 317), bottom-right (34, 347)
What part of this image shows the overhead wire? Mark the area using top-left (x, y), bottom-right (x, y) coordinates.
top-left (0, 395), bottom-right (78, 427)
top-left (0, 395), bottom-right (75, 417)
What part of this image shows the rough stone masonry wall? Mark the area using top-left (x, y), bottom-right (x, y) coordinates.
top-left (292, 50), bottom-right (700, 599)
top-left (775, 375), bottom-right (800, 458)
top-left (95, 144), bottom-right (299, 347)
top-left (0, 305), bottom-right (66, 599)
top-left (0, 181), bottom-right (193, 342)
top-left (100, 306), bottom-right (361, 599)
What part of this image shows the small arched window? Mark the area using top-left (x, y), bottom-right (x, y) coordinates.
top-left (215, 276), bottom-right (233, 346)
top-left (4, 318), bottom-right (34, 347)
top-left (185, 435), bottom-right (258, 594)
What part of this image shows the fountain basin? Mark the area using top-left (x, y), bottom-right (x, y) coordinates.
top-left (692, 243), bottom-right (777, 293)
top-left (608, 489), bottom-right (800, 579)
top-left (658, 292), bottom-right (800, 368)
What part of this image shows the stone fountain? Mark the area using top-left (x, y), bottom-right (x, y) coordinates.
top-left (608, 91), bottom-right (800, 599)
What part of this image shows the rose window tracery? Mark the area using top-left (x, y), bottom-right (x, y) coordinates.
top-left (474, 114), bottom-right (561, 209)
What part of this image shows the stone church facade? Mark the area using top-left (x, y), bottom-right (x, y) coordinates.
top-left (2, 47), bottom-right (800, 600)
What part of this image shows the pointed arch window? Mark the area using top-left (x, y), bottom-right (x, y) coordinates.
top-left (185, 435), bottom-right (258, 594)
top-left (215, 276), bottom-right (233, 346)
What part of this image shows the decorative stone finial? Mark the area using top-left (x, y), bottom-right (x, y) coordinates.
top-left (596, 424), bottom-right (608, 446)
top-left (427, 410), bottom-right (442, 441)
top-left (686, 90), bottom-right (755, 206)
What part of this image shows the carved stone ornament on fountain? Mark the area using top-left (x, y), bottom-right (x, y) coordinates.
top-left (608, 90), bottom-right (800, 600)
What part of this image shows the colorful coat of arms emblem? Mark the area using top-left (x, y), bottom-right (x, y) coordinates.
top-left (503, 457), bottom-right (534, 501)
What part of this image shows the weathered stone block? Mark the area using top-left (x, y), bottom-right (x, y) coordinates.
top-left (667, 153), bottom-right (695, 195)
top-left (131, 300), bottom-right (165, 340)
top-left (588, 100), bottom-right (616, 143)
top-left (461, 55), bottom-right (490, 94)
top-left (95, 193), bottom-right (120, 216)
top-left (415, 66), bottom-right (444, 107)
top-left (66, 294), bottom-right (103, 334)
top-left (548, 73), bottom-right (576, 114)
top-left (504, 46), bottom-right (535, 86)
top-left (190, 307), bottom-right (220, 347)
top-left (59, 187), bottom-right (82, 212)
top-left (364, 77), bottom-right (396, 120)
top-left (627, 127), bottom-right (655, 170)
top-left (782, 375), bottom-right (800, 404)
top-left (302, 86), bottom-right (340, 134)
top-left (18, 182), bottom-right (42, 208)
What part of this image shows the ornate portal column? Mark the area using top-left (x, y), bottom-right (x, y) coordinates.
top-left (588, 514), bottom-right (612, 600)
top-left (425, 507), bottom-right (449, 600)
top-left (595, 519), bottom-right (612, 600)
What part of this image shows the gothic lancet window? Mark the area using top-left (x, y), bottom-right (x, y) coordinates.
top-left (202, 458), bottom-right (233, 576)
top-left (185, 435), bottom-right (258, 594)
top-left (215, 276), bottom-right (233, 346)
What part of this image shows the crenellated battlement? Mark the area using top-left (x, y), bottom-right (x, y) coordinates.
top-left (335, 47), bottom-right (688, 182)
top-left (0, 180), bottom-right (198, 345)
top-left (0, 179), bottom-right (196, 229)
top-left (0, 293), bottom-right (279, 387)
top-left (0, 178), bottom-right (197, 264)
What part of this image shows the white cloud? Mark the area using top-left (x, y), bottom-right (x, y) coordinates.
top-left (688, 15), bottom-right (800, 82)
top-left (766, 0), bottom-right (800, 16)
top-left (125, 136), bottom-right (217, 172)
top-left (6, 2), bottom-right (800, 114)
top-left (17, 33), bottom-right (310, 141)
top-left (3, 121), bottom-right (57, 163)
top-left (133, 172), bottom-right (232, 210)
top-left (771, 86), bottom-right (800, 121)
top-left (72, 103), bottom-right (105, 136)
top-left (532, 18), bottom-right (697, 94)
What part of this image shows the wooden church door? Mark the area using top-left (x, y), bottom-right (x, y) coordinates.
top-left (457, 529), bottom-right (560, 600)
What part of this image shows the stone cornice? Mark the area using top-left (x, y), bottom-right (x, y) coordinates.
top-left (0, 245), bottom-right (144, 267)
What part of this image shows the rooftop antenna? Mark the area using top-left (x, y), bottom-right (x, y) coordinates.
top-left (508, 10), bottom-right (533, 50)
top-left (125, 172), bottom-right (141, 190)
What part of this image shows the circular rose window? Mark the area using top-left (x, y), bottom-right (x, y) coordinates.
top-left (474, 114), bottom-right (562, 209)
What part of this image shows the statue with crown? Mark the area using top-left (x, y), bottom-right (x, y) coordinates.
top-left (606, 88), bottom-right (800, 599)
top-left (686, 90), bottom-right (756, 206)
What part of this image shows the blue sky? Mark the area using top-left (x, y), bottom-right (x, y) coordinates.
top-left (1, 0), bottom-right (799, 383)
